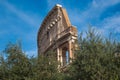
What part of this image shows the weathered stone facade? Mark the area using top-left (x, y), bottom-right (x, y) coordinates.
top-left (37, 4), bottom-right (77, 67)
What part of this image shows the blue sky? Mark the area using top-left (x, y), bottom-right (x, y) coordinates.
top-left (0, 0), bottom-right (120, 56)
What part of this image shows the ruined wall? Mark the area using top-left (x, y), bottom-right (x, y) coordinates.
top-left (37, 4), bottom-right (78, 67)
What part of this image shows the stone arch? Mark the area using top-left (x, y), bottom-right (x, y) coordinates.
top-left (61, 47), bottom-right (69, 66)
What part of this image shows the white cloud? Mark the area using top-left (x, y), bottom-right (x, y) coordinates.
top-left (67, 0), bottom-right (120, 34)
top-left (0, 1), bottom-right (41, 42)
top-left (79, 0), bottom-right (120, 21)
top-left (101, 14), bottom-right (120, 33)
top-left (88, 14), bottom-right (120, 39)
top-left (1, 1), bottom-right (40, 27)
top-left (25, 49), bottom-right (37, 57)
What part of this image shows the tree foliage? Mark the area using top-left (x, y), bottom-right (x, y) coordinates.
top-left (0, 28), bottom-right (120, 80)
top-left (0, 43), bottom-right (65, 80)
top-left (68, 28), bottom-right (120, 80)
top-left (0, 42), bottom-right (33, 80)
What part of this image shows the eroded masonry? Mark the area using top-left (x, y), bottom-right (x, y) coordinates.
top-left (37, 4), bottom-right (78, 67)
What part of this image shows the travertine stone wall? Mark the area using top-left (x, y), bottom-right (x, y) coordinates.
top-left (37, 4), bottom-right (78, 67)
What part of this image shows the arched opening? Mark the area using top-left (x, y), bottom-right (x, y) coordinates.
top-left (62, 47), bottom-right (69, 66)
top-left (47, 31), bottom-right (49, 39)
top-left (66, 50), bottom-right (69, 64)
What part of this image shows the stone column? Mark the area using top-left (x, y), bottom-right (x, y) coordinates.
top-left (68, 40), bottom-right (73, 63)
top-left (57, 48), bottom-right (60, 61)
top-left (57, 48), bottom-right (60, 68)
top-left (57, 47), bottom-right (63, 66)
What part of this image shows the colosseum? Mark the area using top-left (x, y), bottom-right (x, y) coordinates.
top-left (37, 4), bottom-right (77, 67)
